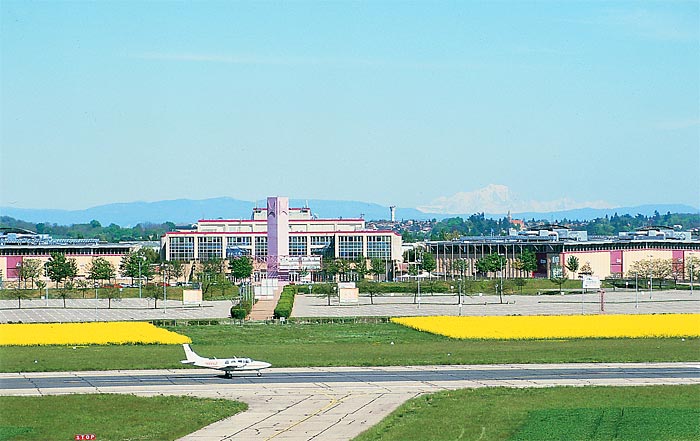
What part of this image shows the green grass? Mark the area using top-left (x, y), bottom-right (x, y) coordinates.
top-left (354, 385), bottom-right (700, 441)
top-left (0, 323), bottom-right (698, 372)
top-left (0, 286), bottom-right (239, 302)
top-left (0, 394), bottom-right (246, 441)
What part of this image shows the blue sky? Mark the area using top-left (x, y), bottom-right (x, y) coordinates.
top-left (1, 1), bottom-right (698, 214)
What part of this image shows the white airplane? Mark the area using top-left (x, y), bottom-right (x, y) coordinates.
top-left (181, 344), bottom-right (271, 378)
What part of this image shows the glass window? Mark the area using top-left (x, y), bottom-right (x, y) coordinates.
top-left (338, 235), bottom-right (363, 259)
top-left (367, 235), bottom-right (391, 258)
top-left (289, 236), bottom-right (307, 256)
top-left (255, 236), bottom-right (268, 257)
top-left (198, 236), bottom-right (222, 260)
top-left (170, 236), bottom-right (195, 261)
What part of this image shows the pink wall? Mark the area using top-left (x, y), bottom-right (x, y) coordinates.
top-left (6, 256), bottom-right (23, 279)
top-left (610, 250), bottom-right (623, 275)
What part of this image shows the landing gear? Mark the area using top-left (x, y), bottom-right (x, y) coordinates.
top-left (257, 371), bottom-right (262, 377)
top-left (224, 372), bottom-right (232, 379)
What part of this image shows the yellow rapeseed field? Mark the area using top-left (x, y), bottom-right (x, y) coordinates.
top-left (0, 322), bottom-right (191, 346)
top-left (391, 314), bottom-right (700, 339)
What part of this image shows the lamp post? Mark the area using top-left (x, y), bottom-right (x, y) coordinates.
top-left (498, 254), bottom-right (505, 304)
top-left (161, 263), bottom-right (167, 315)
top-left (688, 262), bottom-right (694, 296)
top-left (329, 285), bottom-right (336, 306)
top-left (138, 255), bottom-right (146, 299)
top-left (648, 255), bottom-right (653, 299)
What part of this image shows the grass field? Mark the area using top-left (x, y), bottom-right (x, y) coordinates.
top-left (354, 385), bottom-right (700, 441)
top-left (0, 394), bottom-right (246, 441)
top-left (0, 322), bottom-right (697, 372)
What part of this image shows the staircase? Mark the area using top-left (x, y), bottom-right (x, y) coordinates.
top-left (247, 286), bottom-right (284, 321)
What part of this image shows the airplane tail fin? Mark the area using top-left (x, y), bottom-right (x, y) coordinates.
top-left (182, 344), bottom-right (203, 364)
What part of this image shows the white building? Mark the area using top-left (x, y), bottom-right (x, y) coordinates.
top-left (161, 196), bottom-right (403, 281)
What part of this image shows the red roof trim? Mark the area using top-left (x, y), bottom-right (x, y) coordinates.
top-left (164, 230), bottom-right (399, 237)
top-left (198, 218), bottom-right (365, 223)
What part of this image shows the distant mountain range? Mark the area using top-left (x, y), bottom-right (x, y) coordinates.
top-left (0, 198), bottom-right (697, 227)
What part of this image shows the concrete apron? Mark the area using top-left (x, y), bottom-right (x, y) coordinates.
top-left (3, 364), bottom-right (699, 441)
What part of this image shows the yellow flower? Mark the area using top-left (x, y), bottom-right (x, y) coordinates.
top-left (391, 314), bottom-right (700, 339)
top-left (0, 322), bottom-right (191, 346)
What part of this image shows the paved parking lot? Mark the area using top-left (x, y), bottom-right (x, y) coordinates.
top-left (0, 298), bottom-right (233, 323)
top-left (292, 289), bottom-right (700, 318)
top-left (1, 289), bottom-right (697, 323)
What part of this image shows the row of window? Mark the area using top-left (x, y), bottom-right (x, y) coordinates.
top-left (0, 247), bottom-right (131, 257)
top-left (168, 235), bottom-right (393, 260)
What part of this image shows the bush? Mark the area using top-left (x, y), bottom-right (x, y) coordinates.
top-left (230, 299), bottom-right (253, 320)
top-left (273, 286), bottom-right (296, 319)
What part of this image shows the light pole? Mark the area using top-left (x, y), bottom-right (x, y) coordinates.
top-left (635, 271), bottom-right (639, 309)
top-left (161, 263), bottom-right (167, 314)
top-left (498, 254), bottom-right (505, 304)
top-left (648, 255), bottom-right (653, 299)
top-left (138, 255), bottom-right (146, 299)
top-left (690, 261), bottom-right (695, 296)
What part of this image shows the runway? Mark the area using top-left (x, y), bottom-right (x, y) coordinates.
top-left (2, 363), bottom-right (699, 440)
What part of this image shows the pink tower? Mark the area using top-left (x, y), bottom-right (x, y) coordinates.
top-left (266, 196), bottom-right (289, 280)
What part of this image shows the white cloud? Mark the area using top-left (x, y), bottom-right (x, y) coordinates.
top-left (417, 185), bottom-right (613, 214)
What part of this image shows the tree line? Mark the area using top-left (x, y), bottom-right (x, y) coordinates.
top-left (1, 216), bottom-right (176, 242)
top-left (2, 211), bottom-right (698, 244)
top-left (421, 212), bottom-right (699, 241)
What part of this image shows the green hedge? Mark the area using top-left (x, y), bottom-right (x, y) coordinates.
top-left (273, 286), bottom-right (296, 319)
top-left (230, 299), bottom-right (253, 320)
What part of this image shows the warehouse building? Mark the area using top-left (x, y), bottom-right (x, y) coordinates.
top-left (423, 225), bottom-right (700, 280)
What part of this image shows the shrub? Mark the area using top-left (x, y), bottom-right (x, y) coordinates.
top-left (273, 286), bottom-right (296, 319)
top-left (230, 299), bottom-right (253, 320)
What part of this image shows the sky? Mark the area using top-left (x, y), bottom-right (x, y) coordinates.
top-left (1, 1), bottom-right (698, 214)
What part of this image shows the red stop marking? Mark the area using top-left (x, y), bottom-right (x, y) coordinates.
top-left (75, 435), bottom-right (96, 440)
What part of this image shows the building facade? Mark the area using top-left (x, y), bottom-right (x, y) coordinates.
top-left (423, 226), bottom-right (700, 281)
top-left (0, 227), bottom-right (139, 285)
top-left (161, 196), bottom-right (403, 281)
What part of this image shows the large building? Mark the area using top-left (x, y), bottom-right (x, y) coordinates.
top-left (423, 225), bottom-right (700, 281)
top-left (0, 227), bottom-right (139, 285)
top-left (160, 196), bottom-right (403, 281)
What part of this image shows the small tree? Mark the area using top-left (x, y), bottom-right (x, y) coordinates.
top-left (686, 256), bottom-right (700, 283)
top-left (421, 253), bottom-right (437, 278)
top-left (46, 252), bottom-right (78, 288)
top-left (353, 256), bottom-right (368, 281)
top-left (10, 282), bottom-right (27, 309)
top-left (370, 258), bottom-right (385, 282)
top-left (322, 258), bottom-right (338, 282)
top-left (421, 253), bottom-right (437, 293)
top-left (549, 265), bottom-right (568, 294)
top-left (104, 286), bottom-right (121, 309)
top-left (565, 256), bottom-right (580, 279)
top-left (196, 258), bottom-right (226, 299)
top-left (336, 259), bottom-right (350, 282)
top-left (517, 249), bottom-right (538, 276)
top-left (144, 283), bottom-right (162, 309)
top-left (170, 260), bottom-right (185, 284)
top-left (87, 257), bottom-right (116, 286)
top-left (17, 259), bottom-right (43, 290)
top-left (57, 281), bottom-right (76, 308)
top-left (120, 251), bottom-right (154, 285)
top-left (580, 262), bottom-right (593, 276)
top-left (514, 277), bottom-right (528, 294)
top-left (75, 279), bottom-right (91, 299)
top-left (452, 259), bottom-right (467, 280)
top-left (229, 256), bottom-right (253, 282)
